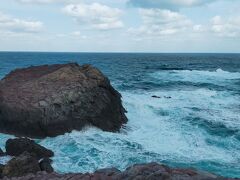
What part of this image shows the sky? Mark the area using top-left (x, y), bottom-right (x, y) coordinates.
top-left (0, 0), bottom-right (240, 52)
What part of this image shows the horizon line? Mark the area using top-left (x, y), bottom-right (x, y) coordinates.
top-left (0, 51), bottom-right (240, 54)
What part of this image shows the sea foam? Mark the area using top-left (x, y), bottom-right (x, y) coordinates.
top-left (150, 68), bottom-right (240, 85)
top-left (36, 85), bottom-right (240, 177)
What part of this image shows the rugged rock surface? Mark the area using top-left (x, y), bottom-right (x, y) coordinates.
top-left (0, 139), bottom-right (54, 178)
top-left (0, 63), bottom-right (127, 138)
top-left (115, 163), bottom-right (224, 180)
top-left (2, 152), bottom-right (41, 178)
top-left (1, 162), bottom-right (234, 180)
top-left (0, 164), bottom-right (4, 178)
top-left (39, 158), bottom-right (54, 173)
top-left (5, 138), bottom-right (54, 160)
top-left (0, 148), bottom-right (4, 156)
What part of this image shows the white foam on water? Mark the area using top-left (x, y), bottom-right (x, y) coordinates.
top-left (122, 89), bottom-right (239, 158)
top-left (0, 69), bottom-right (239, 177)
top-left (0, 156), bottom-right (11, 165)
top-left (37, 87), bottom-right (240, 177)
top-left (0, 134), bottom-right (13, 151)
top-left (150, 68), bottom-right (240, 85)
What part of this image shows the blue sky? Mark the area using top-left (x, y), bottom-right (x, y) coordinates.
top-left (0, 0), bottom-right (240, 52)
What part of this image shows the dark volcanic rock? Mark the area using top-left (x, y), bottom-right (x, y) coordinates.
top-left (115, 163), bottom-right (223, 180)
top-left (0, 164), bottom-right (4, 178)
top-left (152, 95), bottom-right (161, 98)
top-left (95, 168), bottom-right (121, 176)
top-left (39, 158), bottom-right (54, 173)
top-left (2, 152), bottom-right (41, 178)
top-left (0, 63), bottom-right (127, 138)
top-left (0, 148), bottom-right (4, 156)
top-left (6, 138), bottom-right (54, 159)
top-left (1, 162), bottom-right (233, 180)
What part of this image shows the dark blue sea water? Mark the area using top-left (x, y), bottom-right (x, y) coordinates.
top-left (0, 52), bottom-right (240, 178)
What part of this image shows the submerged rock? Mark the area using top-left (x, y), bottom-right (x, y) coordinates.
top-left (1, 162), bottom-right (231, 180)
top-left (0, 63), bottom-right (127, 138)
top-left (152, 95), bottom-right (161, 98)
top-left (6, 138), bottom-right (54, 160)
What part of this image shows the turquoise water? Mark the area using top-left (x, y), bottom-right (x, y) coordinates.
top-left (0, 53), bottom-right (239, 178)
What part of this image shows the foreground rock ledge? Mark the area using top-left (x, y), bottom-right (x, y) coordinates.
top-left (0, 138), bottom-right (235, 180)
top-left (1, 163), bottom-right (233, 180)
top-left (0, 63), bottom-right (127, 138)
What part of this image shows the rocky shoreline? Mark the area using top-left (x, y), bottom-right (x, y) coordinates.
top-left (0, 63), bottom-right (238, 179)
top-left (0, 138), bottom-right (234, 180)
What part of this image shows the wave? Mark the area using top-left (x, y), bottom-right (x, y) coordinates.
top-left (27, 89), bottom-right (240, 178)
top-left (116, 69), bottom-right (240, 92)
top-left (150, 68), bottom-right (240, 84)
top-left (184, 116), bottom-right (239, 140)
top-left (144, 66), bottom-right (185, 71)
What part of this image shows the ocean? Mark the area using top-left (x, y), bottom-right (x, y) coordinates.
top-left (0, 52), bottom-right (239, 178)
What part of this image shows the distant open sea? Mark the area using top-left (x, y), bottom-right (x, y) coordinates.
top-left (0, 52), bottom-right (240, 178)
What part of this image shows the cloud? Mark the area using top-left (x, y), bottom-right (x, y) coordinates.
top-left (71, 31), bottom-right (81, 36)
top-left (128, 9), bottom-right (192, 38)
top-left (210, 15), bottom-right (240, 37)
top-left (193, 24), bottom-right (205, 33)
top-left (63, 3), bottom-right (124, 30)
top-left (71, 31), bottom-right (87, 38)
top-left (14, 0), bottom-right (63, 4)
top-left (128, 0), bottom-right (216, 10)
top-left (0, 12), bottom-right (43, 33)
top-left (14, 0), bottom-right (130, 5)
top-left (55, 31), bottom-right (87, 39)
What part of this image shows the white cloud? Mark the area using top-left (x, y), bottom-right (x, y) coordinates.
top-left (55, 31), bottom-right (87, 39)
top-left (0, 12), bottom-right (43, 33)
top-left (63, 3), bottom-right (124, 30)
top-left (14, 0), bottom-right (130, 5)
top-left (193, 24), bottom-right (205, 32)
top-left (71, 31), bottom-right (87, 38)
top-left (128, 9), bottom-right (192, 38)
top-left (128, 0), bottom-right (216, 10)
top-left (71, 31), bottom-right (81, 36)
top-left (210, 15), bottom-right (240, 37)
top-left (14, 0), bottom-right (63, 4)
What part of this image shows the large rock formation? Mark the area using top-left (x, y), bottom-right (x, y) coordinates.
top-left (0, 63), bottom-right (127, 138)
